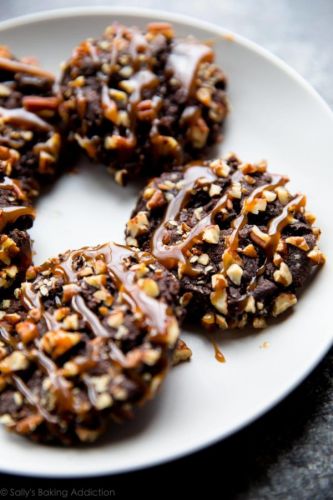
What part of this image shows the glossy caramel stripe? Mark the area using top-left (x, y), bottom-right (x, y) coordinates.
top-left (167, 40), bottom-right (214, 97)
top-left (22, 271), bottom-right (127, 366)
top-left (222, 174), bottom-right (288, 269)
top-left (12, 375), bottom-right (58, 424)
top-left (0, 56), bottom-right (55, 81)
top-left (152, 164), bottom-right (218, 270)
top-left (0, 206), bottom-right (35, 232)
top-left (268, 193), bottom-right (306, 251)
top-left (235, 193), bottom-right (307, 311)
top-left (152, 164), bottom-right (244, 274)
top-left (0, 106), bottom-right (53, 131)
top-left (18, 286), bottom-right (77, 414)
top-left (0, 177), bottom-right (34, 232)
top-left (58, 243), bottom-right (172, 338)
top-left (0, 177), bottom-right (26, 199)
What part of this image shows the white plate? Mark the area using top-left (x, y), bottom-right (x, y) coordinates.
top-left (0, 7), bottom-right (332, 478)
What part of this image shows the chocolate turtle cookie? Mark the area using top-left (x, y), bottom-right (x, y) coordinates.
top-left (0, 46), bottom-right (61, 197)
top-left (0, 47), bottom-right (62, 296)
top-left (59, 22), bottom-right (228, 184)
top-left (0, 242), bottom-right (181, 444)
top-left (126, 154), bottom-right (325, 329)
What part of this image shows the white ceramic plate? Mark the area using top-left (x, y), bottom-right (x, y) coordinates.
top-left (0, 7), bottom-right (332, 478)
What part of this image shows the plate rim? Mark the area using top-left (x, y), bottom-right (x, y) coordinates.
top-left (0, 5), bottom-right (332, 478)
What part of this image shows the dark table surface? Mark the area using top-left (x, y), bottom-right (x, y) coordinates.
top-left (0, 1), bottom-right (332, 498)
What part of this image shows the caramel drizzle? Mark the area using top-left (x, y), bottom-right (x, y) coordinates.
top-left (0, 176), bottom-right (26, 200)
top-left (151, 163), bottom-right (305, 319)
top-left (20, 286), bottom-right (77, 416)
top-left (152, 164), bottom-right (291, 275)
top-left (56, 243), bottom-right (172, 338)
top-left (98, 24), bottom-right (157, 128)
top-left (153, 164), bottom-right (245, 274)
top-left (0, 56), bottom-right (55, 81)
top-left (128, 30), bottom-right (150, 67)
top-left (0, 205), bottom-right (35, 232)
top-left (109, 24), bottom-right (149, 71)
top-left (167, 39), bottom-right (214, 97)
top-left (101, 84), bottom-right (117, 122)
top-left (109, 24), bottom-right (128, 70)
top-left (222, 174), bottom-right (288, 268)
top-left (127, 70), bottom-right (159, 107)
top-left (208, 334), bottom-right (226, 363)
top-left (12, 375), bottom-right (58, 424)
top-left (18, 243), bottom-right (173, 418)
top-left (101, 70), bottom-right (159, 135)
top-left (0, 106), bottom-right (53, 132)
top-left (229, 194), bottom-right (305, 311)
top-left (84, 40), bottom-right (99, 63)
top-left (100, 24), bottom-right (158, 125)
top-left (268, 193), bottom-right (306, 248)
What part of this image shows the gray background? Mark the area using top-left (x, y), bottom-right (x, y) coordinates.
top-left (0, 1), bottom-right (332, 498)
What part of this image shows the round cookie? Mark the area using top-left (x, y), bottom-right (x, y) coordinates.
top-left (59, 22), bottom-right (228, 184)
top-left (126, 154), bottom-right (325, 330)
top-left (0, 47), bottom-right (62, 296)
top-left (0, 242), bottom-right (181, 444)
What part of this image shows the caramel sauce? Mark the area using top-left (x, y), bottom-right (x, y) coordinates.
top-left (209, 335), bottom-right (226, 363)
top-left (267, 193), bottom-right (306, 255)
top-left (19, 285), bottom-right (76, 415)
top-left (152, 163), bottom-right (219, 272)
top-left (102, 70), bottom-right (158, 126)
top-left (128, 70), bottom-right (159, 107)
top-left (0, 56), bottom-right (55, 81)
top-left (152, 165), bottom-right (248, 275)
top-left (128, 31), bottom-right (150, 68)
top-left (57, 243), bottom-right (172, 338)
top-left (84, 40), bottom-right (99, 63)
top-left (36, 349), bottom-right (75, 414)
top-left (101, 84), bottom-right (117, 121)
top-left (12, 375), bottom-right (58, 424)
top-left (107, 24), bottom-right (150, 73)
top-left (19, 243), bottom-right (174, 415)
top-left (0, 106), bottom-right (53, 131)
top-left (222, 174), bottom-right (288, 269)
top-left (0, 176), bottom-right (26, 200)
top-left (167, 40), bottom-right (214, 96)
top-left (0, 205), bottom-right (35, 232)
top-left (98, 25), bottom-right (159, 128)
top-left (75, 87), bottom-right (87, 119)
top-left (152, 164), bottom-right (290, 278)
top-left (151, 163), bottom-right (305, 327)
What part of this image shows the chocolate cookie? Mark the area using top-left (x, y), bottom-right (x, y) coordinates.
top-left (0, 47), bottom-right (62, 296)
top-left (59, 22), bottom-right (228, 184)
top-left (0, 177), bottom-right (34, 293)
top-left (0, 243), bottom-right (181, 444)
top-left (0, 46), bottom-right (61, 198)
top-left (126, 154), bottom-right (325, 329)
